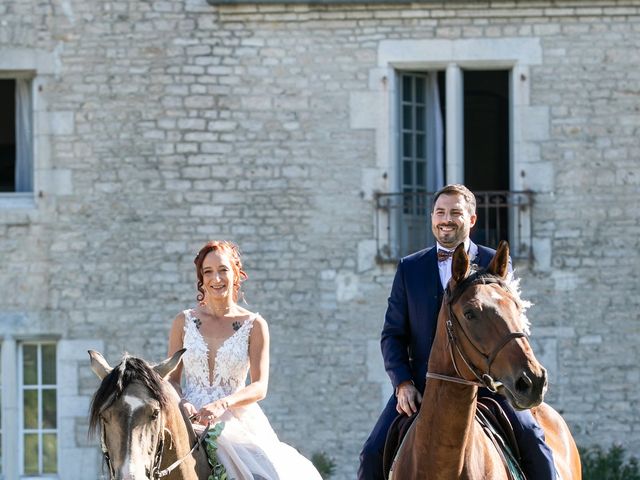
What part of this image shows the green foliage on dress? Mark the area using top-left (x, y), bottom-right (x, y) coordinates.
top-left (205, 422), bottom-right (228, 480)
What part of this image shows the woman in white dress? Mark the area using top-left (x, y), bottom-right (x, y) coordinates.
top-left (167, 240), bottom-right (322, 480)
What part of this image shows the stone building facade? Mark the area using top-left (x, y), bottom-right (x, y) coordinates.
top-left (1, 0), bottom-right (639, 478)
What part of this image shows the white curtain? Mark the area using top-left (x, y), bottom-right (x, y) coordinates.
top-left (426, 72), bottom-right (444, 193)
top-left (15, 79), bottom-right (33, 192)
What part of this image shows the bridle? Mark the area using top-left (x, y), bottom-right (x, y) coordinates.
top-left (99, 410), bottom-right (211, 480)
top-left (426, 271), bottom-right (528, 392)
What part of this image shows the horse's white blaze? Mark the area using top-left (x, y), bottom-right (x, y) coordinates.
top-left (123, 394), bottom-right (145, 412)
top-left (119, 395), bottom-right (150, 479)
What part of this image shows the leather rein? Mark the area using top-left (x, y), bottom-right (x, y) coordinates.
top-left (100, 412), bottom-right (211, 480)
top-left (426, 271), bottom-right (527, 392)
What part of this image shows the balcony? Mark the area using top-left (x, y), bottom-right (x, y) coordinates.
top-left (375, 190), bottom-right (533, 263)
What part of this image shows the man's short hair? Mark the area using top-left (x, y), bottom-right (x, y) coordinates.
top-left (432, 184), bottom-right (476, 215)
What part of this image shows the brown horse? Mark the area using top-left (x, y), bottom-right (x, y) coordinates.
top-left (88, 349), bottom-right (211, 480)
top-left (389, 241), bottom-right (581, 480)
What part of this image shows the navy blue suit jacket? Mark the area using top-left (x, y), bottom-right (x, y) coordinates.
top-left (381, 242), bottom-right (497, 394)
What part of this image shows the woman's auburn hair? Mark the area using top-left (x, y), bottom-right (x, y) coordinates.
top-left (194, 240), bottom-right (248, 302)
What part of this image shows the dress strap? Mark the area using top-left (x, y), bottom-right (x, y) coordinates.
top-left (182, 309), bottom-right (200, 336)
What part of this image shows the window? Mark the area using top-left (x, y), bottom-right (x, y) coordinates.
top-left (0, 76), bottom-right (33, 193)
top-left (372, 38), bottom-right (542, 262)
top-left (382, 68), bottom-right (519, 259)
top-left (20, 342), bottom-right (57, 476)
top-left (396, 72), bottom-right (445, 256)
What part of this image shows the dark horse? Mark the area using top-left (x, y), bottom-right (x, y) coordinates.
top-left (389, 241), bottom-right (581, 479)
top-left (89, 349), bottom-right (210, 480)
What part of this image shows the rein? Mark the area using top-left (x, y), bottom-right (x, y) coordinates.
top-left (426, 271), bottom-right (527, 392)
top-left (153, 422), bottom-right (211, 479)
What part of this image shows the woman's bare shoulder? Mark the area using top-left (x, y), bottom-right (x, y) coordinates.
top-left (171, 310), bottom-right (188, 328)
top-left (250, 313), bottom-right (269, 335)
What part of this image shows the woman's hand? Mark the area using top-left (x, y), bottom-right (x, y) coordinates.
top-left (196, 398), bottom-right (229, 424)
top-left (180, 400), bottom-right (198, 421)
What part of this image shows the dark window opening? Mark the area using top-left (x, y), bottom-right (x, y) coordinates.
top-left (0, 79), bottom-right (16, 192)
top-left (463, 70), bottom-right (510, 247)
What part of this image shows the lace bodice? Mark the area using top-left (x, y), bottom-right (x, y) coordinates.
top-left (181, 309), bottom-right (255, 409)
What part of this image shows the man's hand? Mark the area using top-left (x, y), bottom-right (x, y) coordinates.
top-left (396, 381), bottom-right (422, 416)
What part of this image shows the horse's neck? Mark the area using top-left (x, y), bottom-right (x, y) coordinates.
top-left (414, 308), bottom-right (479, 476)
top-left (162, 396), bottom-right (210, 480)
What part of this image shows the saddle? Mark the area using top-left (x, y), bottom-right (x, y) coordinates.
top-left (476, 396), bottom-right (525, 480)
top-left (383, 412), bottom-right (417, 480)
top-left (383, 398), bottom-right (525, 480)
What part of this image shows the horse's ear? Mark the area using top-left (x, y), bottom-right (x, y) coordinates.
top-left (451, 243), bottom-right (470, 284)
top-left (487, 240), bottom-right (510, 279)
top-left (89, 350), bottom-right (113, 380)
top-left (154, 348), bottom-right (186, 379)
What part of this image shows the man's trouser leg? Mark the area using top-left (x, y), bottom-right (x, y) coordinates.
top-left (482, 389), bottom-right (557, 480)
top-left (358, 396), bottom-right (399, 480)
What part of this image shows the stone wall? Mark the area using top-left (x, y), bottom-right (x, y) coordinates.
top-left (1, 1), bottom-right (639, 478)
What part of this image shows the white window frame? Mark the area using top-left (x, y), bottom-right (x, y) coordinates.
top-left (366, 37), bottom-right (546, 260)
top-left (0, 71), bottom-right (35, 208)
top-left (18, 341), bottom-right (58, 478)
top-left (0, 74), bottom-right (34, 196)
top-left (0, 48), bottom-right (62, 212)
top-left (0, 337), bottom-right (61, 480)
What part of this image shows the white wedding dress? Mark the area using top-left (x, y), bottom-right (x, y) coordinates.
top-left (181, 309), bottom-right (323, 480)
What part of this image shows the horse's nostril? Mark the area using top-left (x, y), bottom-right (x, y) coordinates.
top-left (515, 372), bottom-right (533, 394)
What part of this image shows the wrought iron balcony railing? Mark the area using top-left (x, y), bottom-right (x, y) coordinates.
top-left (375, 190), bottom-right (533, 263)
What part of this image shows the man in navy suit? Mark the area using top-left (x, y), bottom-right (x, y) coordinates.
top-left (358, 184), bottom-right (556, 480)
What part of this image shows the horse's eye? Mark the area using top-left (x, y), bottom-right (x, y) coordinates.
top-left (464, 311), bottom-right (475, 320)
top-left (150, 409), bottom-right (159, 420)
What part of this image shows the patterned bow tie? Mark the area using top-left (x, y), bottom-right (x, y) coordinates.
top-left (437, 249), bottom-right (454, 262)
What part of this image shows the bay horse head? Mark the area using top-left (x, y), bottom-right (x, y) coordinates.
top-left (446, 240), bottom-right (547, 409)
top-left (88, 349), bottom-right (202, 480)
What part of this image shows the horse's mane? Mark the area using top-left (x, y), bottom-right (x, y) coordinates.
top-left (89, 354), bottom-right (170, 436)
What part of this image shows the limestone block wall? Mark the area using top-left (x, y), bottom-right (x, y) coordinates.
top-left (0, 1), bottom-right (639, 478)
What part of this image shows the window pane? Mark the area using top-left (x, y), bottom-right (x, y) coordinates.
top-left (416, 161), bottom-right (426, 186)
top-left (23, 345), bottom-right (38, 385)
top-left (42, 345), bottom-right (56, 385)
top-left (415, 78), bottom-right (425, 103)
top-left (24, 433), bottom-right (39, 474)
top-left (416, 134), bottom-right (425, 159)
top-left (42, 389), bottom-right (57, 429)
top-left (403, 161), bottom-right (412, 186)
top-left (43, 433), bottom-right (57, 473)
top-left (416, 106), bottom-right (425, 132)
top-left (23, 389), bottom-right (39, 429)
top-left (402, 133), bottom-right (412, 157)
top-left (402, 105), bottom-right (412, 130)
top-left (402, 75), bottom-right (412, 102)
